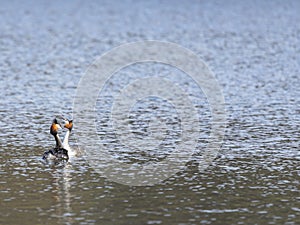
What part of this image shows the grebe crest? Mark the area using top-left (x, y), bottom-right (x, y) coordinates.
top-left (50, 118), bottom-right (62, 136)
top-left (64, 119), bottom-right (73, 131)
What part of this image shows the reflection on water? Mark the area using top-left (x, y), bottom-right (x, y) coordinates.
top-left (1, 0), bottom-right (300, 224)
top-left (52, 163), bottom-right (74, 224)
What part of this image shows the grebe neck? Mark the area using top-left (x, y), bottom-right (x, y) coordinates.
top-left (63, 130), bottom-right (71, 151)
top-left (55, 134), bottom-right (63, 148)
top-left (63, 129), bottom-right (76, 156)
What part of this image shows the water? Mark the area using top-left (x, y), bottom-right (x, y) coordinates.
top-left (1, 0), bottom-right (300, 224)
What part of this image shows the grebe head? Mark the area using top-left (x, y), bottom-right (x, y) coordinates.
top-left (64, 119), bottom-right (73, 131)
top-left (50, 118), bottom-right (62, 136)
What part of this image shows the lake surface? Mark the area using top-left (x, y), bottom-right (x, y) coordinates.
top-left (1, 0), bottom-right (300, 224)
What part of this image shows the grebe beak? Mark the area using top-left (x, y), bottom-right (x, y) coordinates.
top-left (62, 119), bottom-right (68, 125)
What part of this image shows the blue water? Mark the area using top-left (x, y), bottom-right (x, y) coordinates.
top-left (1, 0), bottom-right (300, 224)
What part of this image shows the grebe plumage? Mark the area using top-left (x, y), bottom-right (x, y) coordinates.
top-left (62, 119), bottom-right (76, 156)
top-left (42, 118), bottom-right (69, 161)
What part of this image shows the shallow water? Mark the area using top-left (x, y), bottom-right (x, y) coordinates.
top-left (1, 0), bottom-right (300, 224)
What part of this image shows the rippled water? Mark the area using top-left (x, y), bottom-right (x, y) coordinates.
top-left (1, 0), bottom-right (300, 224)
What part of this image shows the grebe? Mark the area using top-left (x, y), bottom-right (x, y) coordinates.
top-left (62, 118), bottom-right (76, 156)
top-left (42, 118), bottom-right (69, 161)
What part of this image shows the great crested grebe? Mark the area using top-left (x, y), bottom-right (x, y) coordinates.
top-left (42, 118), bottom-right (69, 161)
top-left (62, 118), bottom-right (76, 157)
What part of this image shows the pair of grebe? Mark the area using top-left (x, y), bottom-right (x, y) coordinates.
top-left (42, 118), bottom-right (74, 161)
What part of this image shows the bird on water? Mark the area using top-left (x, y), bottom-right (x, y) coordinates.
top-left (42, 118), bottom-right (69, 161)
